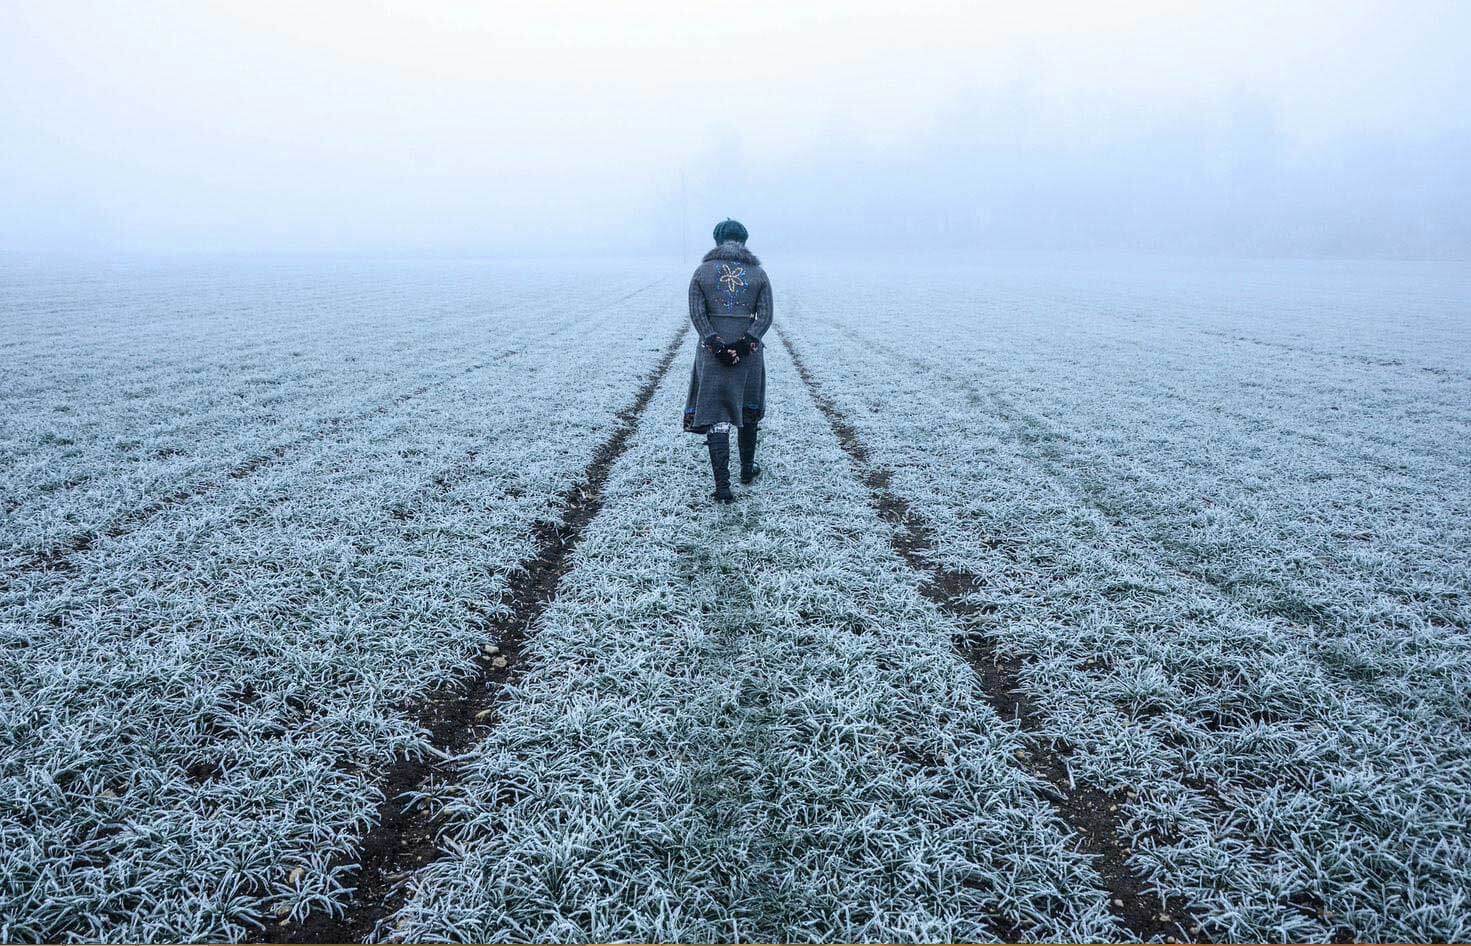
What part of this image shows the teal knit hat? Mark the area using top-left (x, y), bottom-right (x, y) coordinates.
top-left (712, 218), bottom-right (748, 244)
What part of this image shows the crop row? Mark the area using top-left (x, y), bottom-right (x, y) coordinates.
top-left (778, 259), bottom-right (1471, 941)
top-left (0, 270), bottom-right (682, 942)
top-left (1, 262), bottom-right (663, 561)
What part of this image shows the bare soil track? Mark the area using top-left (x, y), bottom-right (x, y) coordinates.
top-left (778, 327), bottom-right (1203, 944)
top-left (260, 324), bottom-right (689, 944)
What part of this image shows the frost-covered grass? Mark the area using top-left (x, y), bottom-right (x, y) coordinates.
top-left (385, 339), bottom-right (1121, 943)
top-left (0, 259), bottom-right (680, 942)
top-left (5, 254), bottom-right (1467, 943)
top-left (779, 255), bottom-right (1471, 941)
top-left (0, 257), bottom-right (664, 561)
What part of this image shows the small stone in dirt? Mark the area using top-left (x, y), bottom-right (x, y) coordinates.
top-left (288, 866), bottom-right (304, 884)
top-left (272, 902), bottom-right (291, 917)
top-left (483, 644), bottom-right (499, 655)
top-left (492, 655), bottom-right (508, 668)
top-left (475, 708), bottom-right (494, 721)
top-left (1112, 898), bottom-right (1123, 908)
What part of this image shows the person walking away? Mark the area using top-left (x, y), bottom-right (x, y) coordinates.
top-left (683, 219), bottom-right (773, 503)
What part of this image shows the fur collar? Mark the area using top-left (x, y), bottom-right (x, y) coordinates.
top-left (703, 241), bottom-right (761, 266)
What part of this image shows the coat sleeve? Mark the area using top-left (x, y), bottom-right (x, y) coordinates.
top-left (688, 270), bottom-right (716, 340)
top-left (748, 273), bottom-right (773, 339)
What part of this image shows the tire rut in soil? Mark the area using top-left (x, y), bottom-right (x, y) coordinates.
top-left (777, 326), bottom-right (1204, 944)
top-left (258, 323), bottom-right (689, 944)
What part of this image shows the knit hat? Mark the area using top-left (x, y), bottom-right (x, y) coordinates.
top-left (712, 218), bottom-right (748, 244)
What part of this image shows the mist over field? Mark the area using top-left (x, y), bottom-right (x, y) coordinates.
top-left (3, 0), bottom-right (1469, 259)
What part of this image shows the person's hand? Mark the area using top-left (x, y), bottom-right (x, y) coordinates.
top-left (705, 333), bottom-right (743, 365)
top-left (730, 334), bottom-right (760, 357)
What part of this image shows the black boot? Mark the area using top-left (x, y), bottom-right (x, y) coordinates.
top-left (706, 430), bottom-right (734, 503)
top-left (738, 423), bottom-right (761, 485)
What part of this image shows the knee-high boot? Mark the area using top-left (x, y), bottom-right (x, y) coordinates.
top-left (706, 430), bottom-right (734, 503)
top-left (738, 423), bottom-right (761, 484)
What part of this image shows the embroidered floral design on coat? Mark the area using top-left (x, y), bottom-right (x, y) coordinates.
top-left (718, 264), bottom-right (747, 292)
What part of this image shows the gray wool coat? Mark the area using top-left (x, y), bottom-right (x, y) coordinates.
top-left (683, 241), bottom-right (773, 433)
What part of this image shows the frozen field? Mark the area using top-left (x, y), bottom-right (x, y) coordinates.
top-left (1, 255), bottom-right (1468, 942)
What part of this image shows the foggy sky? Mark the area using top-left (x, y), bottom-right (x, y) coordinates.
top-left (3, 1), bottom-right (1468, 258)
